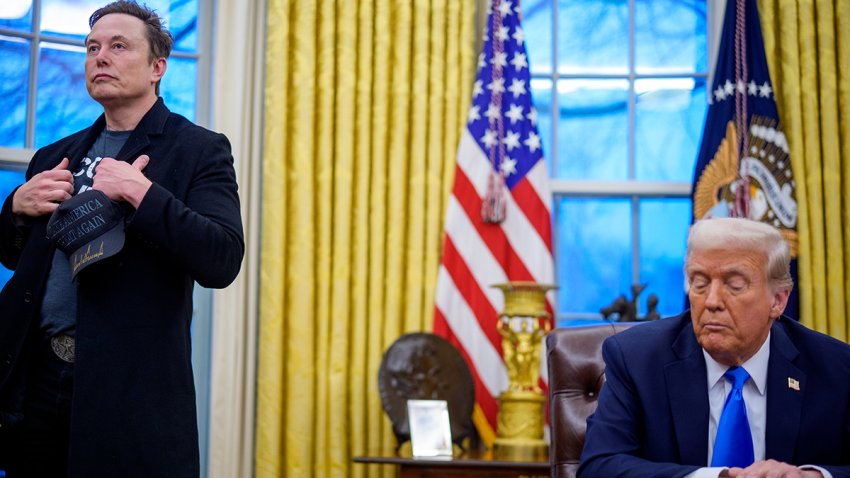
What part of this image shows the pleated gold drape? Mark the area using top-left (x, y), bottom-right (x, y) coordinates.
top-left (256, 1), bottom-right (476, 476)
top-left (759, 0), bottom-right (850, 341)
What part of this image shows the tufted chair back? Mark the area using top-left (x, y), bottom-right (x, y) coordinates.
top-left (546, 323), bottom-right (637, 478)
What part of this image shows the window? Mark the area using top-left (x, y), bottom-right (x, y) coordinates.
top-left (519, 0), bottom-right (708, 324)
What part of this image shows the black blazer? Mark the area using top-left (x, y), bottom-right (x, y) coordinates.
top-left (0, 98), bottom-right (244, 477)
top-left (578, 313), bottom-right (850, 478)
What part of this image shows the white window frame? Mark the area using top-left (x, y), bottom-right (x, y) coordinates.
top-left (527, 0), bottom-right (720, 322)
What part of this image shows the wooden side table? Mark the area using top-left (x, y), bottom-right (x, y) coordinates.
top-left (353, 450), bottom-right (549, 478)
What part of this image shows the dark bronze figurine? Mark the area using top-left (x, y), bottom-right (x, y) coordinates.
top-left (600, 283), bottom-right (660, 322)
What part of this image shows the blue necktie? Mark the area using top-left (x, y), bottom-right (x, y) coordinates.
top-left (711, 366), bottom-right (754, 467)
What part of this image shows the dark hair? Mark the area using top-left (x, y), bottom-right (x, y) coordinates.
top-left (89, 1), bottom-right (173, 94)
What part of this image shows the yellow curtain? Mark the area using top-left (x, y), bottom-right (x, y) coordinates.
top-left (256, 1), bottom-right (476, 476)
top-left (759, 0), bottom-right (850, 341)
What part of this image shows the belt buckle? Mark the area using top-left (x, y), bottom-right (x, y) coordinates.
top-left (50, 334), bottom-right (75, 363)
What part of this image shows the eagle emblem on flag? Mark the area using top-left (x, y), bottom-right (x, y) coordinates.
top-left (694, 115), bottom-right (798, 257)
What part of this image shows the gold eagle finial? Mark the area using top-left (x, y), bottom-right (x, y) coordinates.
top-left (694, 121), bottom-right (739, 220)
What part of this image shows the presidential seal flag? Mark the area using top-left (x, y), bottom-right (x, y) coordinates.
top-left (693, 0), bottom-right (798, 318)
top-left (433, 0), bottom-right (555, 446)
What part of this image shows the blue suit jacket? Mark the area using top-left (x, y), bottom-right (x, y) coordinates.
top-left (578, 313), bottom-right (850, 478)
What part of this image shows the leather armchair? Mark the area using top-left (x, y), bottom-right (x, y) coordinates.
top-left (546, 323), bottom-right (637, 478)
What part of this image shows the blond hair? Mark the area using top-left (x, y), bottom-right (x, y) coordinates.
top-left (685, 217), bottom-right (793, 292)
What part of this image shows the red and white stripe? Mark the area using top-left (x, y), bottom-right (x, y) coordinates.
top-left (434, 127), bottom-right (555, 437)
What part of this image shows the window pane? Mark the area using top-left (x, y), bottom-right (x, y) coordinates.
top-left (107, 0), bottom-right (199, 52)
top-left (0, 36), bottom-right (30, 148)
top-left (40, 0), bottom-right (103, 41)
top-left (0, 0), bottom-right (32, 31)
top-left (40, 0), bottom-right (197, 51)
top-left (557, 198), bottom-right (632, 315)
top-left (169, 0), bottom-right (198, 52)
top-left (635, 0), bottom-right (707, 74)
top-left (520, 0), bottom-right (553, 74)
top-left (0, 169), bottom-right (26, 288)
top-left (0, 169), bottom-right (25, 207)
top-left (161, 56), bottom-right (196, 121)
top-left (557, 79), bottom-right (628, 180)
top-left (35, 43), bottom-right (100, 147)
top-left (635, 77), bottom-right (707, 181)
top-left (558, 0), bottom-right (628, 74)
top-left (638, 198), bottom-right (691, 317)
top-left (531, 79), bottom-right (553, 176)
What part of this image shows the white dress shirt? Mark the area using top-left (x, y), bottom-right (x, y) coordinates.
top-left (683, 333), bottom-right (831, 478)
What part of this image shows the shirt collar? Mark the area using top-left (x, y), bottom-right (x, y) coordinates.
top-left (703, 331), bottom-right (771, 395)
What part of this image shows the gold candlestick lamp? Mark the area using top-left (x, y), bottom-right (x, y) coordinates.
top-left (492, 281), bottom-right (556, 461)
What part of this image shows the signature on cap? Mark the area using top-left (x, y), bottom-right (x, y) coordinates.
top-left (72, 241), bottom-right (106, 274)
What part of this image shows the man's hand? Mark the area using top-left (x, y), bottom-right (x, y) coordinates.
top-left (725, 460), bottom-right (824, 478)
top-left (92, 155), bottom-right (152, 208)
top-left (12, 157), bottom-right (74, 219)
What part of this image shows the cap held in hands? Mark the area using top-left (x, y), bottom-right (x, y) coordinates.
top-left (46, 189), bottom-right (126, 278)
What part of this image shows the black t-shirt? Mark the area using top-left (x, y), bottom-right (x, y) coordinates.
top-left (40, 129), bottom-right (131, 337)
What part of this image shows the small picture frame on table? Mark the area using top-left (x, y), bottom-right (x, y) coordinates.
top-left (407, 399), bottom-right (453, 459)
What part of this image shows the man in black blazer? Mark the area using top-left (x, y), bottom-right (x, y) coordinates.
top-left (579, 218), bottom-right (850, 478)
top-left (0, 1), bottom-right (243, 477)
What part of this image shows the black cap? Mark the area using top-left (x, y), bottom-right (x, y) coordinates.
top-left (46, 189), bottom-right (126, 278)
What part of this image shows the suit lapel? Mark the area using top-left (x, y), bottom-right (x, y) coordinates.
top-left (55, 98), bottom-right (170, 173)
top-left (665, 319), bottom-right (710, 466)
top-left (764, 319), bottom-right (803, 462)
top-left (116, 125), bottom-right (152, 163)
top-left (115, 98), bottom-right (169, 163)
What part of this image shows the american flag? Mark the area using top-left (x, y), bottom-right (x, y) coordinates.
top-left (433, 0), bottom-right (554, 445)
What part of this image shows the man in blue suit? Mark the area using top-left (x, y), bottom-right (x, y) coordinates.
top-left (579, 218), bottom-right (850, 478)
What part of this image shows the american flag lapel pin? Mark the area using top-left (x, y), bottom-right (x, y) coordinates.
top-left (787, 377), bottom-right (800, 391)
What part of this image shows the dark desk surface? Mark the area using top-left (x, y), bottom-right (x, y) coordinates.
top-left (353, 450), bottom-right (549, 478)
